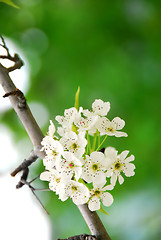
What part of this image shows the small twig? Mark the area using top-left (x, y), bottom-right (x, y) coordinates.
top-left (20, 177), bottom-right (50, 215)
top-left (0, 35), bottom-right (10, 56)
top-left (11, 151), bottom-right (38, 177)
top-left (31, 188), bottom-right (49, 215)
top-left (16, 167), bottom-right (29, 189)
top-left (34, 188), bottom-right (51, 191)
top-left (0, 35), bottom-right (24, 72)
top-left (28, 174), bottom-right (40, 184)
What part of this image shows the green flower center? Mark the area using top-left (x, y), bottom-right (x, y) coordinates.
top-left (114, 162), bottom-right (121, 170)
top-left (56, 178), bottom-right (60, 183)
top-left (92, 164), bottom-right (98, 171)
top-left (72, 143), bottom-right (78, 150)
top-left (94, 190), bottom-right (100, 195)
top-left (107, 127), bottom-right (113, 132)
top-left (71, 186), bottom-right (77, 191)
top-left (52, 150), bottom-right (58, 156)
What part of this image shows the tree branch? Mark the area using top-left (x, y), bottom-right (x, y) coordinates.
top-left (0, 37), bottom-right (111, 240)
top-left (0, 63), bottom-right (44, 158)
top-left (78, 205), bottom-right (111, 240)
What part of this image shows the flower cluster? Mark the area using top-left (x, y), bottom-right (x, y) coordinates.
top-left (40, 99), bottom-right (135, 211)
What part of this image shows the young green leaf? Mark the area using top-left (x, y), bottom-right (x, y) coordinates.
top-left (0, 0), bottom-right (19, 8)
top-left (99, 205), bottom-right (109, 215)
top-left (74, 86), bottom-right (80, 111)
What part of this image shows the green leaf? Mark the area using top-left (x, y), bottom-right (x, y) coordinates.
top-left (99, 206), bottom-right (109, 215)
top-left (74, 86), bottom-right (80, 111)
top-left (0, 0), bottom-right (19, 8)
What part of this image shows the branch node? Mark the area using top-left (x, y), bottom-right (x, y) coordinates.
top-left (11, 151), bottom-right (38, 177)
top-left (3, 88), bottom-right (27, 109)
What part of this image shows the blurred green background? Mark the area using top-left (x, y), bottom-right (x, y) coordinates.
top-left (0, 0), bottom-right (161, 239)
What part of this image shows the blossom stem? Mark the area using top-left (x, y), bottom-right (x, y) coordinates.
top-left (96, 135), bottom-right (108, 151)
top-left (92, 131), bottom-right (98, 152)
top-left (86, 131), bottom-right (91, 154)
top-left (98, 132), bottom-right (100, 148)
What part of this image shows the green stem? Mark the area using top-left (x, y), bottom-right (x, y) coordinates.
top-left (96, 135), bottom-right (108, 151)
top-left (92, 131), bottom-right (98, 152)
top-left (98, 132), bottom-right (100, 149)
top-left (86, 131), bottom-right (91, 155)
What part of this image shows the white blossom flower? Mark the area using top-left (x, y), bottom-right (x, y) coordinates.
top-left (56, 107), bottom-right (81, 136)
top-left (88, 182), bottom-right (113, 211)
top-left (56, 107), bottom-right (78, 126)
top-left (41, 136), bottom-right (64, 170)
top-left (40, 97), bottom-right (135, 211)
top-left (92, 99), bottom-right (110, 116)
top-left (60, 131), bottom-right (87, 158)
top-left (79, 99), bottom-right (110, 135)
top-left (58, 180), bottom-right (90, 205)
top-left (40, 169), bottom-right (62, 194)
top-left (74, 115), bottom-right (98, 132)
top-left (56, 151), bottom-right (82, 181)
top-left (82, 151), bottom-right (108, 183)
top-left (105, 147), bottom-right (135, 186)
top-left (82, 99), bottom-right (110, 117)
top-left (96, 116), bottom-right (128, 137)
top-left (48, 120), bottom-right (56, 138)
top-left (79, 111), bottom-right (98, 135)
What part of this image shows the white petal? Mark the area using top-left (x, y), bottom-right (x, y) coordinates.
top-left (48, 120), bottom-right (56, 137)
top-left (101, 192), bottom-right (114, 207)
top-left (82, 109), bottom-right (92, 117)
top-left (59, 193), bottom-right (69, 202)
top-left (119, 150), bottom-right (129, 162)
top-left (57, 127), bottom-right (66, 136)
top-left (124, 155), bottom-right (135, 163)
top-left (106, 168), bottom-right (114, 177)
top-left (72, 185), bottom-right (89, 205)
top-left (114, 131), bottom-right (128, 137)
top-left (93, 175), bottom-right (107, 188)
top-left (90, 151), bottom-right (105, 163)
top-left (104, 147), bottom-right (117, 161)
top-left (95, 117), bottom-right (110, 134)
top-left (88, 196), bottom-right (100, 211)
top-left (65, 131), bottom-right (77, 140)
top-left (40, 171), bottom-right (51, 181)
top-left (64, 107), bottom-right (77, 118)
top-left (123, 165), bottom-right (135, 177)
top-left (111, 173), bottom-right (117, 186)
top-left (103, 184), bottom-right (114, 191)
top-left (74, 167), bottom-right (82, 181)
top-left (112, 117), bottom-right (125, 130)
top-left (118, 174), bottom-right (124, 184)
top-left (126, 163), bottom-right (135, 171)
